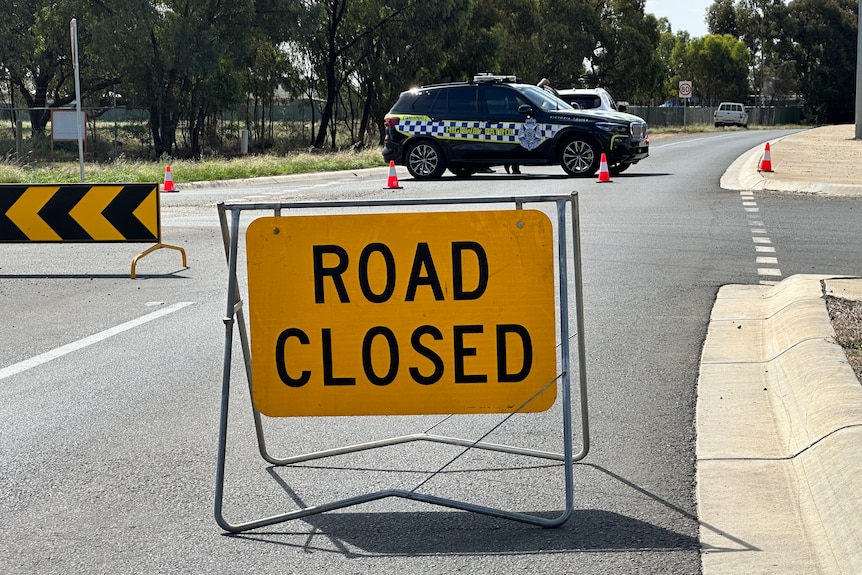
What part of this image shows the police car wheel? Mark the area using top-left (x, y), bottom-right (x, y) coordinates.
top-left (406, 140), bottom-right (446, 179)
top-left (560, 136), bottom-right (599, 176)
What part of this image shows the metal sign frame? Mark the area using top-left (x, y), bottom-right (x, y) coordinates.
top-left (214, 193), bottom-right (589, 533)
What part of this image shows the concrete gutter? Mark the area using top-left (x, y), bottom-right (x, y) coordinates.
top-left (697, 275), bottom-right (862, 574)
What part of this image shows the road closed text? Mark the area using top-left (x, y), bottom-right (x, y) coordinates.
top-left (246, 210), bottom-right (557, 417)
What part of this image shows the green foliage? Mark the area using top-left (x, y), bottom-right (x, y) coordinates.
top-left (707, 0), bottom-right (740, 36)
top-left (704, 0), bottom-right (857, 117)
top-left (0, 150), bottom-right (386, 184)
top-left (0, 1), bottom-right (118, 135)
top-left (676, 34), bottom-right (750, 105)
top-left (788, 0), bottom-right (857, 123)
top-left (2, 0), bottom-right (855, 161)
top-left (538, 0), bottom-right (600, 85)
top-left (588, 0), bottom-right (666, 103)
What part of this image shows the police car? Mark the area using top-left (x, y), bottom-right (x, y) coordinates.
top-left (382, 75), bottom-right (649, 179)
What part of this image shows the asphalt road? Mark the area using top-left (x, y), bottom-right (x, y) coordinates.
top-left (3, 129), bottom-right (860, 574)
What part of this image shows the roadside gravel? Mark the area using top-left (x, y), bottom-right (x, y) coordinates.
top-left (825, 295), bottom-right (862, 382)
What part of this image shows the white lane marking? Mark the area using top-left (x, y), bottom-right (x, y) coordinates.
top-left (652, 133), bottom-right (743, 149)
top-left (740, 191), bottom-right (783, 284)
top-left (0, 302), bottom-right (194, 381)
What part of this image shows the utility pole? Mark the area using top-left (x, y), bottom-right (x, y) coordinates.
top-left (71, 18), bottom-right (85, 181)
top-left (856, 1), bottom-right (862, 139)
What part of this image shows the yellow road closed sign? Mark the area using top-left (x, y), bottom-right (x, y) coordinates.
top-left (246, 210), bottom-right (557, 417)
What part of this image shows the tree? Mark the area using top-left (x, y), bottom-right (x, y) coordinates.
top-left (436, 0), bottom-right (543, 82)
top-left (109, 0), bottom-right (254, 158)
top-left (290, 0), bottom-right (471, 149)
top-left (487, 0), bottom-right (545, 82)
top-left (658, 27), bottom-right (691, 104)
top-left (0, 1), bottom-right (118, 137)
top-left (243, 32), bottom-right (292, 152)
top-left (537, 0), bottom-right (601, 86)
top-left (291, 0), bottom-right (412, 149)
top-left (588, 0), bottom-right (666, 103)
top-left (787, 0), bottom-right (857, 123)
top-left (707, 1), bottom-right (795, 105)
top-left (678, 34), bottom-right (749, 105)
top-left (707, 0), bottom-right (740, 36)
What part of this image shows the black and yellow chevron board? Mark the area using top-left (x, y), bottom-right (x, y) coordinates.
top-left (0, 183), bottom-right (159, 242)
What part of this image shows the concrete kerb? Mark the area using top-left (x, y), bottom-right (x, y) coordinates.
top-left (176, 165), bottom-right (391, 190)
top-left (720, 129), bottom-right (862, 196)
top-left (720, 136), bottom-right (793, 192)
top-left (698, 274), bottom-right (862, 574)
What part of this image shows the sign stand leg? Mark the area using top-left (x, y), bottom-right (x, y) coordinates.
top-left (130, 242), bottom-right (188, 279)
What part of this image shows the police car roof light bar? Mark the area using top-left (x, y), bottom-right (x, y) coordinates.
top-left (471, 73), bottom-right (520, 84)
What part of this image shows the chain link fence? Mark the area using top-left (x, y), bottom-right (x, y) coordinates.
top-left (1, 101), bottom-right (324, 162)
top-left (2, 103), bottom-right (807, 162)
top-left (628, 105), bottom-right (804, 127)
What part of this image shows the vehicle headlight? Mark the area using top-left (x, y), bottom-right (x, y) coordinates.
top-left (596, 122), bottom-right (630, 135)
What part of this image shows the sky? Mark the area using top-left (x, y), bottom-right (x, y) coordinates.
top-left (644, 0), bottom-right (712, 38)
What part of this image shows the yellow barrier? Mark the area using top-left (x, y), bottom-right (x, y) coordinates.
top-left (0, 183), bottom-right (185, 278)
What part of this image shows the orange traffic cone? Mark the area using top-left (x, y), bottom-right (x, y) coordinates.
top-left (597, 153), bottom-right (612, 182)
top-left (758, 142), bottom-right (774, 172)
top-left (385, 160), bottom-right (403, 189)
top-left (162, 165), bottom-right (177, 192)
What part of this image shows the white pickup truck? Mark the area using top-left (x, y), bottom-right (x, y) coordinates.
top-left (714, 102), bottom-right (749, 127)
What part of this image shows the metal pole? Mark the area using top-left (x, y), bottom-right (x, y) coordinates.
top-left (856, 1), bottom-right (862, 139)
top-left (70, 19), bottom-right (85, 182)
top-left (16, 120), bottom-right (23, 158)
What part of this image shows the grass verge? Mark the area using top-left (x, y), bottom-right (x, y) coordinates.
top-left (0, 124), bottom-right (807, 184)
top-left (0, 149), bottom-right (387, 184)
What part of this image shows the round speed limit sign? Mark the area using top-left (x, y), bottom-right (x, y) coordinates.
top-left (678, 81), bottom-right (693, 99)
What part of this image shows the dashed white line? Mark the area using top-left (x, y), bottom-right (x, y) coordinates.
top-left (0, 302), bottom-right (194, 381)
top-left (741, 191), bottom-right (782, 284)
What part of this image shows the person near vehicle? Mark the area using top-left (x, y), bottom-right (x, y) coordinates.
top-left (537, 77), bottom-right (557, 95)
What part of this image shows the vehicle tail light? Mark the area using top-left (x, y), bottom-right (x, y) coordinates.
top-left (384, 115), bottom-right (400, 128)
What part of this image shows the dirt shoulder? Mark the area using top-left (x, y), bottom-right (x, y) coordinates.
top-left (825, 295), bottom-right (862, 382)
top-left (761, 124), bottom-right (862, 185)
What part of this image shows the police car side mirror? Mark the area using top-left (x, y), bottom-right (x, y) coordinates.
top-left (518, 104), bottom-right (533, 115)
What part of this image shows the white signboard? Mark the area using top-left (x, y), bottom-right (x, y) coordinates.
top-left (51, 109), bottom-right (87, 141)
top-left (678, 81), bottom-right (693, 99)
